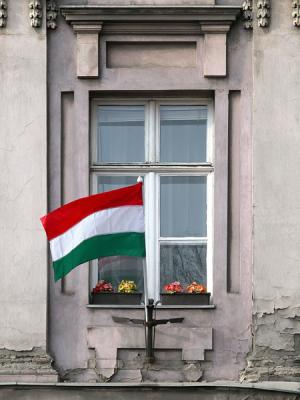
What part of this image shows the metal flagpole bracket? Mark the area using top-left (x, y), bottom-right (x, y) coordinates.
top-left (112, 298), bottom-right (184, 363)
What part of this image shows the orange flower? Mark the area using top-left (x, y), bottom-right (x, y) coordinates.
top-left (185, 282), bottom-right (207, 294)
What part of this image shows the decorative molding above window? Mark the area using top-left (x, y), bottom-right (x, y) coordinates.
top-left (47, 1), bottom-right (58, 30)
top-left (0, 0), bottom-right (7, 28)
top-left (257, 0), bottom-right (270, 28)
top-left (242, 0), bottom-right (253, 30)
top-left (60, 5), bottom-right (241, 79)
top-left (29, 0), bottom-right (43, 28)
top-left (292, 0), bottom-right (300, 27)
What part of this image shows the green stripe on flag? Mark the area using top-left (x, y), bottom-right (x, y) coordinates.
top-left (52, 232), bottom-right (146, 281)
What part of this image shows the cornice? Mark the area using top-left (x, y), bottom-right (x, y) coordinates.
top-left (60, 5), bottom-right (241, 24)
top-left (72, 23), bottom-right (103, 34)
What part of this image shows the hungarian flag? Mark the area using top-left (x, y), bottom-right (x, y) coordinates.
top-left (40, 183), bottom-right (146, 281)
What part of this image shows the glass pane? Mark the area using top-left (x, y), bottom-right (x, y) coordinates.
top-left (97, 175), bottom-right (138, 194)
top-left (97, 105), bottom-right (145, 163)
top-left (160, 105), bottom-right (207, 163)
top-left (95, 176), bottom-right (144, 294)
top-left (98, 256), bottom-right (144, 293)
top-left (160, 244), bottom-right (207, 291)
top-left (160, 176), bottom-right (207, 237)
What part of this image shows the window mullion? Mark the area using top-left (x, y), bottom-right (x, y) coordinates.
top-left (207, 100), bottom-right (214, 164)
top-left (144, 171), bottom-right (157, 300)
top-left (206, 171), bottom-right (213, 294)
top-left (146, 101), bottom-right (159, 300)
top-left (148, 100), bottom-right (156, 162)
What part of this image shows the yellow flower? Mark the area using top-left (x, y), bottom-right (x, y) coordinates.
top-left (118, 280), bottom-right (137, 293)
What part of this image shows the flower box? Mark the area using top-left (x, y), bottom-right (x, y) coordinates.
top-left (91, 292), bottom-right (143, 305)
top-left (160, 292), bottom-right (211, 306)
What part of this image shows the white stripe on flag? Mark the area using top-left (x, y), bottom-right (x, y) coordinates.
top-left (50, 205), bottom-right (145, 262)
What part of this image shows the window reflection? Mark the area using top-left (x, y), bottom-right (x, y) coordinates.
top-left (97, 106), bottom-right (145, 163)
top-left (160, 105), bottom-right (207, 163)
top-left (98, 255), bottom-right (144, 293)
top-left (160, 244), bottom-right (207, 290)
top-left (95, 175), bottom-right (144, 294)
top-left (160, 176), bottom-right (207, 237)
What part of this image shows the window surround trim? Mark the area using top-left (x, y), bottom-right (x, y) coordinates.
top-left (90, 97), bottom-right (214, 300)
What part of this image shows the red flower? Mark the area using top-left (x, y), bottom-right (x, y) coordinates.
top-left (164, 281), bottom-right (183, 294)
top-left (92, 280), bottom-right (113, 293)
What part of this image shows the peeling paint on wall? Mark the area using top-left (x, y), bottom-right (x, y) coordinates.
top-left (61, 350), bottom-right (206, 383)
top-left (242, 305), bottom-right (300, 382)
top-left (0, 347), bottom-right (58, 383)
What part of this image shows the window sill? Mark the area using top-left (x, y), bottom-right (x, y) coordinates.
top-left (86, 304), bottom-right (216, 310)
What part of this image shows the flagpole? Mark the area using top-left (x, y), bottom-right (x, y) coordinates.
top-left (143, 258), bottom-right (149, 318)
top-left (138, 178), bottom-right (154, 362)
top-left (137, 176), bottom-right (149, 323)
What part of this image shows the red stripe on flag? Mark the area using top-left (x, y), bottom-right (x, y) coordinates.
top-left (40, 183), bottom-right (143, 241)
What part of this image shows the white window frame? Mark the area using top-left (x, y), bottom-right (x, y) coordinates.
top-left (90, 97), bottom-right (214, 301)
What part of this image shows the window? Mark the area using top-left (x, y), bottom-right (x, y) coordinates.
top-left (90, 99), bottom-right (213, 302)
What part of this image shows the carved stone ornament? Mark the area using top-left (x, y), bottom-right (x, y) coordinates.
top-left (47, 1), bottom-right (58, 29)
top-left (257, 0), bottom-right (270, 27)
top-left (242, 0), bottom-right (253, 29)
top-left (292, 0), bottom-right (300, 27)
top-left (0, 0), bottom-right (7, 28)
top-left (29, 0), bottom-right (43, 28)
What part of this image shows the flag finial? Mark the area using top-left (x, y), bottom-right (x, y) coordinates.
top-left (137, 176), bottom-right (143, 183)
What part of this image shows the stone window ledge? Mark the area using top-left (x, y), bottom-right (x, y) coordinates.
top-left (86, 304), bottom-right (216, 310)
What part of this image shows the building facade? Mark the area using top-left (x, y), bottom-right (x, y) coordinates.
top-left (0, 0), bottom-right (299, 395)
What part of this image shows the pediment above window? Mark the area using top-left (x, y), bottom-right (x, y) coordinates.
top-left (61, 4), bottom-right (242, 78)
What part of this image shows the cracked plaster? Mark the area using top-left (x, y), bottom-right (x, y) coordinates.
top-left (86, 325), bottom-right (212, 380)
top-left (0, 347), bottom-right (58, 383)
top-left (242, 0), bottom-right (300, 383)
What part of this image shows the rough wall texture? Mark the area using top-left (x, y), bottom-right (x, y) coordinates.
top-left (62, 350), bottom-right (206, 383)
top-left (243, 0), bottom-right (300, 382)
top-left (0, 348), bottom-right (57, 383)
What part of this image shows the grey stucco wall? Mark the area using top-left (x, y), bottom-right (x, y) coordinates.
top-left (0, 1), bottom-right (57, 383)
top-left (243, 0), bottom-right (300, 382)
top-left (0, 1), bottom-right (47, 352)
